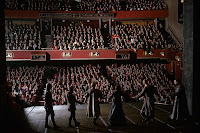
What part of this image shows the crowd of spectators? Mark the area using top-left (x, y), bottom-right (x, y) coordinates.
top-left (5, 21), bottom-right (181, 51)
top-left (52, 24), bottom-right (106, 50)
top-left (50, 23), bottom-right (181, 51)
top-left (6, 63), bottom-right (176, 106)
top-left (107, 63), bottom-right (175, 104)
top-left (76, 0), bottom-right (121, 12)
top-left (5, 21), bottom-right (42, 50)
top-left (6, 66), bottom-right (46, 106)
top-left (125, 0), bottom-right (167, 11)
top-left (26, 0), bottom-right (71, 11)
top-left (110, 24), bottom-right (181, 51)
top-left (5, 0), bottom-right (167, 11)
top-left (47, 65), bottom-right (114, 104)
top-left (5, 0), bottom-right (19, 10)
top-left (5, 0), bottom-right (178, 109)
top-left (5, 0), bottom-right (72, 11)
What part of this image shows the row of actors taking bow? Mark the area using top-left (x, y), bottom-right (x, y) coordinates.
top-left (44, 79), bottom-right (189, 128)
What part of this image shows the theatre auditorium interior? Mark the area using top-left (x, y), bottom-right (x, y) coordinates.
top-left (0, 0), bottom-right (200, 133)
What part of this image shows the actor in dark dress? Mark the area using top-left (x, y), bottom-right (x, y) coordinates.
top-left (44, 83), bottom-right (59, 128)
top-left (169, 79), bottom-right (189, 121)
top-left (108, 85), bottom-right (126, 126)
top-left (67, 86), bottom-right (83, 127)
top-left (133, 79), bottom-right (159, 123)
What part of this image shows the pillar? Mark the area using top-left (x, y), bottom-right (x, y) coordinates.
top-left (193, 0), bottom-right (200, 122)
top-left (183, 0), bottom-right (200, 122)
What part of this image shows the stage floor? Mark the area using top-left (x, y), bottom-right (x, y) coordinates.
top-left (24, 102), bottom-right (199, 133)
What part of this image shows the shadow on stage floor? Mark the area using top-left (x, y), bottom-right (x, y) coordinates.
top-left (24, 103), bottom-right (200, 133)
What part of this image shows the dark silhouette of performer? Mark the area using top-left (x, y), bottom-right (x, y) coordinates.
top-left (169, 79), bottom-right (189, 121)
top-left (3, 82), bottom-right (36, 133)
top-left (108, 85), bottom-right (126, 126)
top-left (44, 83), bottom-right (59, 128)
top-left (67, 86), bottom-right (83, 128)
top-left (85, 83), bottom-right (102, 126)
top-left (133, 79), bottom-right (159, 123)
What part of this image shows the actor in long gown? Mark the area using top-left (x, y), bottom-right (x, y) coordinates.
top-left (108, 85), bottom-right (126, 126)
top-left (85, 83), bottom-right (102, 125)
top-left (133, 79), bottom-right (159, 123)
top-left (169, 79), bottom-right (189, 121)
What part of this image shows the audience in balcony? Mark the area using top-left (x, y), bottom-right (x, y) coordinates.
top-left (5, 0), bottom-right (167, 11)
top-left (5, 20), bottom-right (181, 52)
top-left (125, 0), bottom-right (167, 11)
top-left (5, 21), bottom-right (41, 50)
top-left (76, 0), bottom-right (121, 12)
top-left (110, 24), bottom-right (181, 51)
top-left (5, 0), bottom-right (72, 11)
top-left (52, 24), bottom-right (106, 50)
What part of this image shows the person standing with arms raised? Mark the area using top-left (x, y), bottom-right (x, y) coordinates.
top-left (133, 79), bottom-right (159, 123)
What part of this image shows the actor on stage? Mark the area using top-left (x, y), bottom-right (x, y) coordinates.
top-left (85, 83), bottom-right (102, 125)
